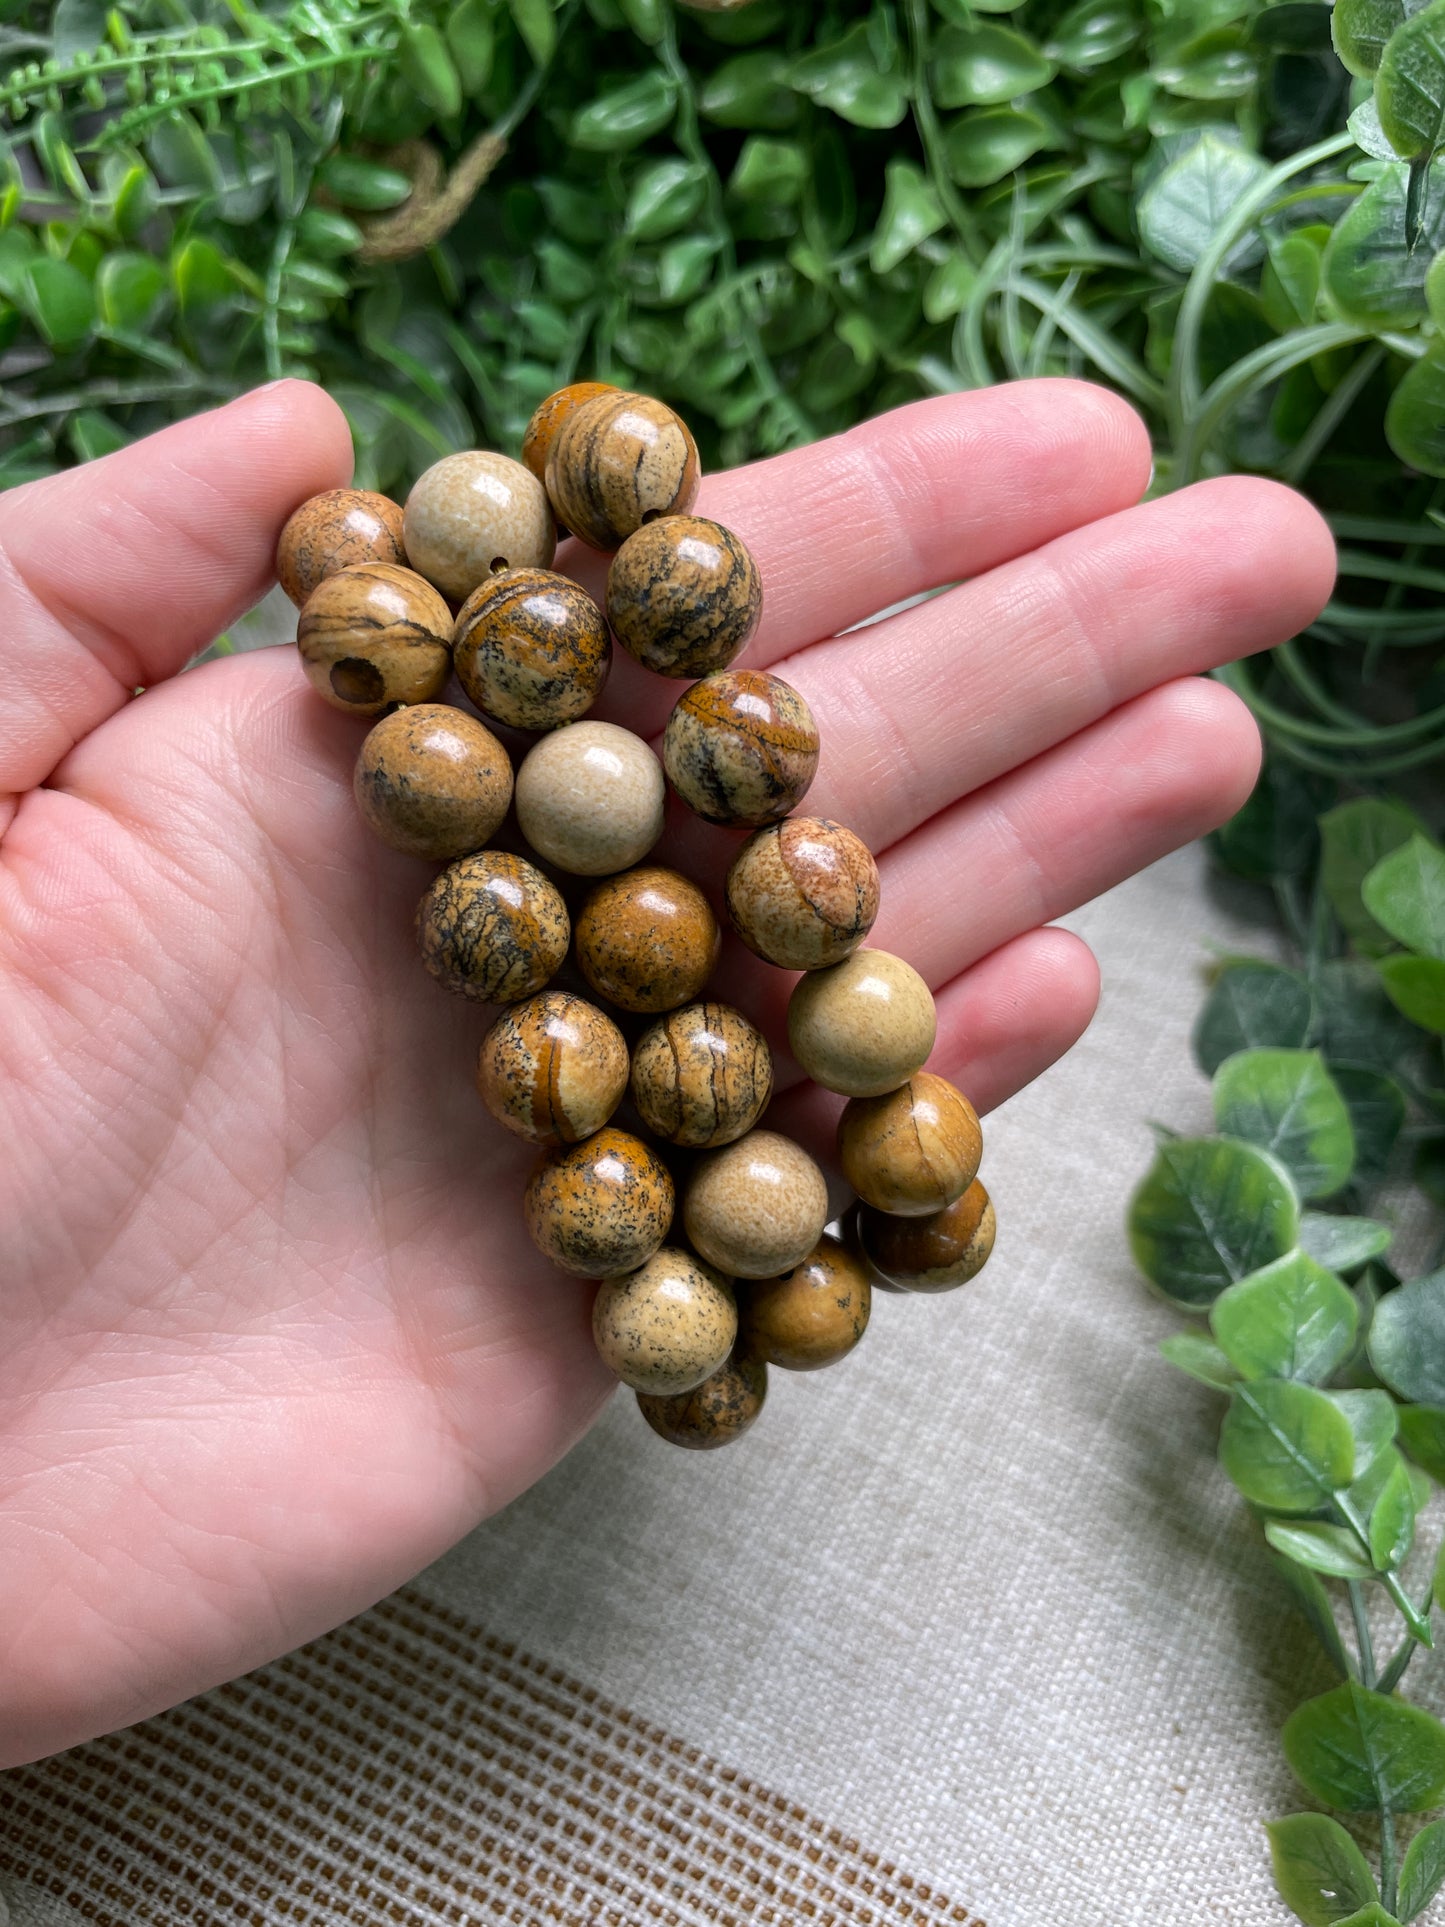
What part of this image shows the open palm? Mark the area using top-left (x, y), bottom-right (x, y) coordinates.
top-left (0, 378), bottom-right (1334, 1768)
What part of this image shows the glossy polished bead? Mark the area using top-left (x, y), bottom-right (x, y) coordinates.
top-left (683, 1129), bottom-right (829, 1279)
top-left (277, 488), bottom-right (406, 608)
top-left (476, 990), bottom-right (629, 1146)
top-left (353, 703), bottom-right (512, 861)
top-left (514, 721), bottom-right (665, 876)
top-left (521, 381), bottom-right (620, 487)
top-left (576, 867), bottom-right (721, 1014)
top-left (416, 850), bottom-right (569, 1004)
top-left (297, 562), bottom-right (452, 716)
top-left (592, 1248), bottom-right (737, 1395)
top-left (630, 1001), bottom-right (772, 1147)
top-left (453, 568), bottom-right (610, 731)
top-left (737, 1234), bottom-right (871, 1372)
top-left (725, 817), bottom-right (880, 970)
top-left (636, 1350), bottom-right (767, 1450)
top-left (524, 1126), bottom-right (674, 1276)
top-left (838, 1073), bottom-right (982, 1216)
top-left (546, 391), bottom-right (700, 551)
top-left (403, 450), bottom-right (556, 602)
top-left (787, 949), bottom-right (936, 1098)
top-left (858, 1179), bottom-right (996, 1292)
top-left (606, 517), bottom-right (761, 679)
top-left (662, 670), bottom-right (818, 826)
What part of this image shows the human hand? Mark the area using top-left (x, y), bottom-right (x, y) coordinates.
top-left (0, 378), bottom-right (1334, 1766)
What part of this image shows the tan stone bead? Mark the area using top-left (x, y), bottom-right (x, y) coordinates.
top-left (662, 670), bottom-right (818, 826)
top-left (514, 721), bottom-right (665, 877)
top-left (592, 1248), bottom-right (737, 1395)
top-left (630, 1001), bottom-right (772, 1147)
top-left (576, 867), bottom-right (721, 1014)
top-left (297, 562), bottom-right (452, 716)
top-left (276, 488), bottom-right (406, 608)
top-left (546, 391), bottom-right (700, 551)
top-left (736, 1234), bottom-right (871, 1372)
top-left (524, 1126), bottom-right (674, 1277)
top-left (683, 1129), bottom-right (829, 1279)
top-left (606, 517), bottom-right (761, 679)
top-left (521, 381), bottom-right (620, 487)
top-left (858, 1179), bottom-right (996, 1292)
top-left (636, 1350), bottom-right (767, 1450)
top-left (353, 703), bottom-right (512, 860)
top-left (837, 1073), bottom-right (982, 1217)
top-left (725, 817), bottom-right (880, 970)
top-left (453, 568), bottom-right (610, 731)
top-left (476, 990), bottom-right (629, 1146)
top-left (787, 949), bottom-right (937, 1098)
top-left (403, 450), bottom-right (557, 602)
top-left (415, 850), bottom-right (569, 1004)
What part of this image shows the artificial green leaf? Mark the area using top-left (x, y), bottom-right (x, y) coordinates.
top-left (1331, 1070), bottom-right (1407, 1189)
top-left (508, 0), bottom-right (557, 64)
top-left (1262, 227), bottom-right (1329, 328)
top-left (400, 22), bottom-right (462, 119)
top-left (317, 155), bottom-right (413, 211)
top-left (66, 409), bottom-right (129, 462)
top-left (617, 0), bottom-right (665, 42)
top-left (571, 73), bottom-right (677, 150)
top-left (1265, 1520), bottom-right (1378, 1579)
top-left (1152, 25), bottom-right (1258, 101)
top-left (657, 235), bottom-right (720, 303)
top-left (1332, 1908), bottom-right (1403, 1926)
top-left (1128, 1136), bottom-right (1301, 1309)
top-left (52, 0), bottom-right (108, 61)
top-left (1136, 131), bottom-right (1269, 272)
top-left (869, 160), bottom-right (946, 273)
top-left (1313, 961), bottom-right (1426, 1078)
top-left (1376, 0), bottom-right (1445, 161)
top-left (1362, 835), bottom-right (1445, 960)
top-left (1267, 1812), bottom-right (1380, 1925)
top-left (446, 0), bottom-right (495, 94)
top-left (1336, 1390), bottom-right (1399, 1476)
top-left (110, 163), bottom-right (157, 241)
top-left (791, 25), bottom-right (910, 127)
top-left (1214, 1049), bottom-right (1356, 1200)
top-left (1350, 98), bottom-right (1401, 158)
top-left (1046, 0), bottom-right (1139, 68)
top-left (1334, 0), bottom-right (1411, 74)
top-left (1399, 1405), bottom-right (1445, 1481)
top-left (95, 251), bottom-right (168, 332)
top-left (1212, 1250), bottom-right (1359, 1381)
top-left (172, 238), bottom-right (238, 319)
top-left (1348, 1442), bottom-right (1413, 1520)
top-left (699, 52), bottom-right (800, 128)
top-left (1321, 800), bottom-right (1428, 956)
top-left (1398, 1817), bottom-right (1445, 1921)
top-left (1220, 1379), bottom-right (1356, 1511)
top-left (1299, 1214), bottom-right (1393, 1273)
top-left (1274, 1553), bottom-right (1358, 1676)
top-left (1284, 1681), bottom-right (1445, 1811)
top-left (1193, 960), bottom-right (1315, 1076)
top-left (1369, 1454), bottom-right (1417, 1569)
top-left (1160, 1331), bottom-right (1241, 1387)
top-left (1378, 954), bottom-right (1445, 1032)
top-left (1214, 758), bottom-right (1329, 882)
top-left (1369, 1269), bottom-right (1445, 1404)
top-left (942, 105), bottom-right (1052, 185)
top-left (931, 21), bottom-right (1056, 105)
top-left (730, 136), bottom-right (808, 204)
top-left (1387, 340), bottom-right (1445, 477)
top-left (1322, 159), bottom-right (1445, 329)
top-left (626, 159), bottom-right (707, 240)
top-left (923, 251), bottom-right (980, 322)
top-left (20, 257), bottom-right (94, 352)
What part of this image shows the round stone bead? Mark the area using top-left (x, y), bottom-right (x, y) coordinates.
top-left (662, 671), bottom-right (818, 827)
top-left (353, 703), bottom-right (512, 861)
top-left (630, 1001), bottom-right (772, 1147)
top-left (636, 1350), bottom-right (767, 1450)
top-left (606, 517), bottom-right (762, 680)
top-left (297, 563), bottom-right (452, 716)
top-left (725, 817), bottom-right (880, 971)
top-left (576, 867), bottom-right (720, 1014)
top-left (476, 990), bottom-right (629, 1146)
top-left (453, 568), bottom-right (610, 731)
top-left (277, 488), bottom-right (406, 608)
top-left (415, 850), bottom-right (569, 1004)
top-left (591, 1248), bottom-right (737, 1395)
top-left (683, 1129), bottom-right (829, 1279)
top-left (737, 1234), bottom-right (872, 1372)
top-left (403, 451), bottom-right (556, 603)
top-left (524, 1126), bottom-right (674, 1277)
top-left (787, 949), bottom-right (937, 1098)
top-left (837, 1072), bottom-right (982, 1217)
top-left (858, 1179), bottom-right (996, 1292)
top-left (546, 391), bottom-right (700, 551)
top-left (521, 381), bottom-right (619, 487)
top-left (514, 721), bottom-right (665, 876)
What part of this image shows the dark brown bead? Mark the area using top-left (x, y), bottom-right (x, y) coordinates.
top-left (415, 850), bottom-right (569, 1004)
top-left (636, 1350), bottom-right (768, 1450)
top-left (297, 562), bottom-right (452, 716)
top-left (662, 670), bottom-right (817, 827)
top-left (277, 488), bottom-right (406, 608)
top-left (524, 1126), bottom-right (675, 1277)
top-left (630, 1002), bottom-right (772, 1148)
top-left (725, 817), bottom-right (880, 971)
top-left (476, 990), bottom-right (629, 1146)
top-left (858, 1179), bottom-right (996, 1292)
top-left (353, 703), bottom-right (512, 860)
top-left (606, 517), bottom-right (762, 679)
top-left (737, 1234), bottom-right (872, 1371)
top-left (521, 381), bottom-right (620, 487)
top-left (575, 866), bottom-right (720, 1014)
top-left (453, 567), bottom-right (611, 731)
top-left (838, 1073), bottom-right (982, 1216)
top-left (546, 391), bottom-right (700, 551)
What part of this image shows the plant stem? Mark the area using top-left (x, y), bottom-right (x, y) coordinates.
top-left (1348, 1580), bottom-right (1377, 1685)
top-left (1382, 1806), bottom-right (1399, 1916)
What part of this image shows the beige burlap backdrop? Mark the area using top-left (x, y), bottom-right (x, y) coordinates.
top-left (4, 842), bottom-right (1422, 1926)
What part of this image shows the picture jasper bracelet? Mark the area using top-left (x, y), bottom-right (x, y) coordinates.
top-left (278, 383), bottom-right (997, 1451)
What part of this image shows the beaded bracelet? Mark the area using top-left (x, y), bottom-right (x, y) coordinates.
top-left (278, 383), bottom-right (996, 1451)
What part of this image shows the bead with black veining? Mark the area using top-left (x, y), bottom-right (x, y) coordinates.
top-left (725, 816), bottom-right (880, 971)
top-left (524, 1125), bottom-right (675, 1276)
top-left (607, 517), bottom-right (762, 679)
top-left (353, 703), bottom-right (513, 861)
top-left (415, 850), bottom-right (569, 1004)
top-left (575, 866), bottom-right (720, 1014)
top-left (476, 990), bottom-right (629, 1145)
top-left (296, 562), bottom-right (453, 716)
top-left (453, 567), bottom-right (611, 731)
top-left (592, 1248), bottom-right (737, 1395)
top-left (521, 381), bottom-right (619, 488)
top-left (277, 488), bottom-right (407, 608)
top-left (636, 1349), bottom-right (768, 1449)
top-left (545, 391), bottom-right (700, 552)
top-left (663, 670), bottom-right (818, 825)
top-left (630, 1001), bottom-right (772, 1147)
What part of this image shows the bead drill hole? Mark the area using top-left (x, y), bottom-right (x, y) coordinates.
top-left (331, 658), bottom-right (386, 705)
top-left (490, 555), bottom-right (510, 573)
top-left (640, 509), bottom-right (662, 524)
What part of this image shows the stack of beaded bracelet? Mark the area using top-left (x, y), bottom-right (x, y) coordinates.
top-left (277, 383), bottom-right (996, 1451)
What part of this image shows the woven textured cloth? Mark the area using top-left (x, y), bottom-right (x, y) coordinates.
top-left (4, 841), bottom-right (1417, 1926)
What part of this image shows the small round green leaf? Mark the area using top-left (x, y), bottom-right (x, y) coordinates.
top-left (1267, 1812), bottom-right (1380, 1925)
top-left (930, 21), bottom-right (1055, 106)
top-left (1264, 1521), bottom-right (1378, 1579)
top-left (1397, 1815), bottom-right (1445, 1922)
top-left (1221, 1380), bottom-right (1356, 1511)
top-left (1128, 1136), bottom-right (1300, 1309)
top-left (1284, 1681), bottom-right (1445, 1812)
top-left (1323, 159), bottom-right (1445, 329)
top-left (1386, 344), bottom-right (1445, 476)
top-left (1378, 955), bottom-right (1445, 1033)
top-left (1362, 834), bottom-right (1445, 960)
top-left (626, 158), bottom-right (708, 240)
top-left (571, 73), bottom-right (678, 151)
top-left (1160, 1332), bottom-right (1240, 1388)
top-left (1213, 1048), bottom-right (1356, 1200)
top-left (1321, 800), bottom-right (1429, 956)
top-left (1334, 0), bottom-right (1409, 74)
top-left (941, 105), bottom-right (1052, 186)
top-left (1212, 1250), bottom-right (1359, 1382)
top-left (1299, 1213), bottom-right (1394, 1274)
top-left (1399, 1404), bottom-right (1445, 1482)
top-left (1369, 1267), bottom-right (1445, 1403)
top-left (1376, 0), bottom-right (1445, 160)
top-left (1136, 132), bottom-right (1270, 273)
top-left (1368, 1453), bottom-right (1417, 1570)
top-left (1192, 960), bottom-right (1314, 1076)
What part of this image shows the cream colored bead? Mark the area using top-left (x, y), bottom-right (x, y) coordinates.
top-left (787, 949), bottom-right (937, 1097)
top-left (514, 721), bottom-right (666, 876)
top-left (403, 450), bottom-right (556, 602)
top-left (683, 1129), bottom-right (829, 1279)
top-left (592, 1249), bottom-right (737, 1395)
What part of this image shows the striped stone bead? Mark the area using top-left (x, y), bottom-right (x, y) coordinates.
top-left (524, 1126), bottom-right (675, 1277)
top-left (277, 488), bottom-right (406, 608)
top-left (476, 990), bottom-right (628, 1146)
top-left (606, 517), bottom-right (761, 680)
top-left (662, 670), bottom-right (817, 825)
top-left (724, 817), bottom-right (880, 971)
top-left (521, 381), bottom-right (619, 488)
top-left (545, 391), bottom-right (700, 552)
top-left (296, 562), bottom-right (452, 716)
top-left (454, 568), bottom-right (611, 731)
top-left (630, 1001), bottom-right (773, 1148)
top-left (415, 850), bottom-right (569, 1004)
